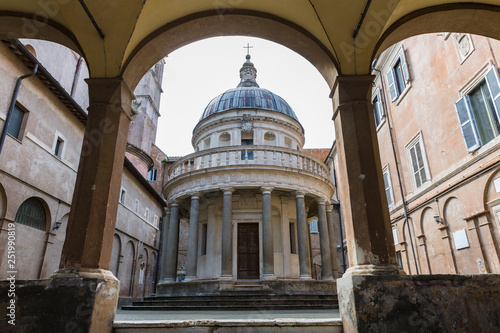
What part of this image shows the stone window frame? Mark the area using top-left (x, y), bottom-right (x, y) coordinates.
top-left (405, 131), bottom-right (431, 191)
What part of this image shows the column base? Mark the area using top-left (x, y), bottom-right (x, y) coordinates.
top-left (219, 274), bottom-right (233, 281)
top-left (299, 274), bottom-right (313, 280)
top-left (337, 273), bottom-right (500, 333)
top-left (1, 268), bottom-right (120, 333)
top-left (158, 278), bottom-right (176, 284)
top-left (262, 273), bottom-right (277, 281)
top-left (183, 275), bottom-right (196, 282)
top-left (343, 264), bottom-right (403, 276)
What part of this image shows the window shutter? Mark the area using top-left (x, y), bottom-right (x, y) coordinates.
top-left (399, 47), bottom-right (410, 83)
top-left (386, 69), bottom-right (398, 101)
top-left (484, 66), bottom-right (500, 120)
top-left (376, 87), bottom-right (385, 117)
top-left (415, 141), bottom-right (427, 183)
top-left (409, 145), bottom-right (421, 188)
top-left (383, 171), bottom-right (393, 206)
top-left (454, 96), bottom-right (482, 152)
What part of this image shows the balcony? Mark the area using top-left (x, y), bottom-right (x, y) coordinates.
top-left (168, 145), bottom-right (330, 182)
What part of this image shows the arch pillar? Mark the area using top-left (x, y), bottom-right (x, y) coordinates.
top-left (55, 77), bottom-right (134, 276)
top-left (48, 77), bottom-right (134, 332)
top-left (332, 75), bottom-right (400, 276)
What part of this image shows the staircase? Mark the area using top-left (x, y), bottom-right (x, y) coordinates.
top-left (121, 289), bottom-right (338, 311)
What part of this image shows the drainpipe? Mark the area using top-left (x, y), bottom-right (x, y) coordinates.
top-left (372, 58), bottom-right (420, 274)
top-left (0, 64), bottom-right (38, 155)
top-left (330, 166), bottom-right (347, 274)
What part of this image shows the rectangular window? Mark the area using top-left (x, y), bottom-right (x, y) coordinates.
top-left (54, 137), bottom-right (64, 157)
top-left (120, 189), bottom-right (126, 204)
top-left (383, 168), bottom-right (394, 207)
top-left (134, 199), bottom-right (139, 213)
top-left (241, 139), bottom-right (254, 160)
top-left (406, 134), bottom-right (430, 190)
top-left (309, 220), bottom-right (319, 233)
top-left (396, 251), bottom-right (403, 268)
top-left (6, 105), bottom-right (26, 140)
top-left (289, 222), bottom-right (297, 254)
top-left (145, 208), bottom-right (149, 221)
top-left (147, 168), bottom-right (158, 181)
top-left (372, 87), bottom-right (385, 128)
top-left (454, 67), bottom-right (500, 151)
top-left (153, 215), bottom-right (159, 227)
top-left (200, 223), bottom-right (207, 255)
top-left (387, 47), bottom-right (411, 102)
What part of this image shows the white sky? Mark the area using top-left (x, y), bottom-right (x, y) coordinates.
top-left (157, 36), bottom-right (335, 157)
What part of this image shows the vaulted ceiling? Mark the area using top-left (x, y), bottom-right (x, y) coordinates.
top-left (1, 1), bottom-right (500, 88)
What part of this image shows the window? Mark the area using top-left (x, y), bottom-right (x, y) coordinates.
top-left (147, 168), bottom-right (158, 181)
top-left (6, 105), bottom-right (27, 140)
top-left (153, 215), bottom-right (159, 227)
top-left (383, 167), bottom-right (394, 207)
top-left (120, 189), bottom-right (126, 204)
top-left (406, 134), bottom-right (430, 190)
top-left (145, 208), bottom-right (149, 221)
top-left (15, 197), bottom-right (46, 231)
top-left (392, 228), bottom-right (399, 245)
top-left (54, 137), bottom-right (64, 158)
top-left (200, 223), bottom-right (208, 255)
top-left (241, 139), bottom-right (254, 160)
top-left (454, 67), bottom-right (500, 152)
top-left (289, 222), bottom-right (297, 254)
top-left (134, 199), bottom-right (139, 213)
top-left (309, 220), bottom-right (319, 233)
top-left (396, 251), bottom-right (403, 268)
top-left (372, 87), bottom-right (385, 127)
top-left (387, 47), bottom-right (410, 102)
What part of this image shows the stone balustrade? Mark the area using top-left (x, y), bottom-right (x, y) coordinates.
top-left (168, 145), bottom-right (330, 182)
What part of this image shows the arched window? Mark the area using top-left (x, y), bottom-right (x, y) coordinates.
top-left (15, 197), bottom-right (47, 231)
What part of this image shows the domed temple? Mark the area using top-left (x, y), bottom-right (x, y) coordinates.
top-left (156, 55), bottom-right (338, 295)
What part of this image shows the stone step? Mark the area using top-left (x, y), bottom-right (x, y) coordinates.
top-left (121, 303), bottom-right (337, 311)
top-left (130, 298), bottom-right (338, 307)
top-left (142, 293), bottom-right (336, 301)
top-left (114, 318), bottom-right (343, 333)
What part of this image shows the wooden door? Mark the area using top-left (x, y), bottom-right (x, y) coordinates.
top-left (237, 223), bottom-right (259, 279)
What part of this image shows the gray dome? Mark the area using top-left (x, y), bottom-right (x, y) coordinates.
top-left (199, 87), bottom-right (299, 122)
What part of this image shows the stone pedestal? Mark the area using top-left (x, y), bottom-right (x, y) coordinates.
top-left (0, 272), bottom-right (119, 332)
top-left (337, 273), bottom-right (500, 333)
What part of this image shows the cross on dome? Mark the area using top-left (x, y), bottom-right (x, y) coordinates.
top-left (238, 45), bottom-right (259, 88)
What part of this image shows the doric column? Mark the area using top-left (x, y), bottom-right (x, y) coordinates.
top-left (296, 191), bottom-right (312, 280)
top-left (317, 198), bottom-right (333, 281)
top-left (162, 202), bottom-right (180, 283)
top-left (326, 204), bottom-right (339, 278)
top-left (261, 187), bottom-right (275, 280)
top-left (159, 207), bottom-right (171, 281)
top-left (56, 78), bottom-right (134, 277)
top-left (332, 75), bottom-right (400, 276)
top-left (185, 193), bottom-right (201, 281)
top-left (221, 187), bottom-right (234, 280)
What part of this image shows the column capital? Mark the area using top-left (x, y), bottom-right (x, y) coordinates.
top-left (325, 203), bottom-right (334, 213)
top-left (168, 201), bottom-right (178, 208)
top-left (261, 187), bottom-right (273, 195)
top-left (85, 77), bottom-right (136, 120)
top-left (190, 192), bottom-right (202, 200)
top-left (316, 197), bottom-right (327, 205)
top-left (222, 187), bottom-right (235, 195)
top-left (295, 190), bottom-right (306, 198)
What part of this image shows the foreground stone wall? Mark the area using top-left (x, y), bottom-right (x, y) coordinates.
top-left (0, 277), bottom-right (119, 333)
top-left (338, 274), bottom-right (500, 333)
